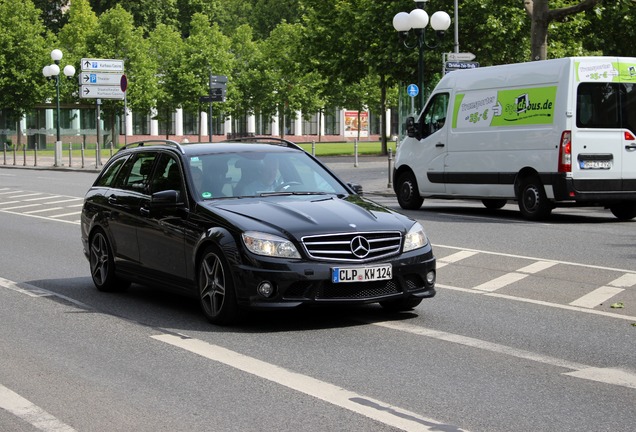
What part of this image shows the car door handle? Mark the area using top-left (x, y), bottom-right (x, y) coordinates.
top-left (626, 144), bottom-right (636, 150)
top-left (107, 196), bottom-right (118, 204)
top-left (140, 207), bottom-right (150, 217)
top-left (435, 143), bottom-right (445, 148)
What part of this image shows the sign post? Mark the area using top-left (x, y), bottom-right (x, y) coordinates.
top-left (80, 59), bottom-right (125, 165)
top-left (205, 74), bottom-right (228, 142)
top-left (407, 84), bottom-right (419, 115)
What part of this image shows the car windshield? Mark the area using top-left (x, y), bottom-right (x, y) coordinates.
top-left (186, 150), bottom-right (349, 200)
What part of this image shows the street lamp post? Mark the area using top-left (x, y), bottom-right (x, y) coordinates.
top-left (393, 0), bottom-right (451, 112)
top-left (42, 49), bottom-right (75, 167)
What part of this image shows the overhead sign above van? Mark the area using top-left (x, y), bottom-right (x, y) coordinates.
top-left (446, 61), bottom-right (480, 71)
top-left (447, 52), bottom-right (475, 61)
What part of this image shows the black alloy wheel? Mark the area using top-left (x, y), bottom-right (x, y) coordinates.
top-left (89, 230), bottom-right (129, 292)
top-left (198, 246), bottom-right (240, 324)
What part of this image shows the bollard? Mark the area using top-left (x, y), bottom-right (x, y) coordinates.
top-left (354, 138), bottom-right (358, 167)
top-left (69, 142), bottom-right (73, 167)
top-left (109, 141), bottom-right (114, 159)
top-left (22, 145), bottom-right (26, 166)
top-left (12, 143), bottom-right (16, 166)
top-left (34, 144), bottom-right (38, 166)
top-left (2, 143), bottom-right (6, 165)
top-left (81, 142), bottom-right (85, 169)
top-left (387, 148), bottom-right (393, 188)
top-left (312, 140), bottom-right (315, 156)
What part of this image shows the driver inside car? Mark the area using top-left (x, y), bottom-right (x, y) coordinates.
top-left (242, 156), bottom-right (280, 195)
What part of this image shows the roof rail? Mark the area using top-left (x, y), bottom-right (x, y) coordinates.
top-left (221, 136), bottom-right (303, 151)
top-left (118, 139), bottom-right (185, 154)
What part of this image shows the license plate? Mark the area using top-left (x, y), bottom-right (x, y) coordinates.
top-left (331, 264), bottom-right (392, 283)
top-left (580, 160), bottom-right (611, 169)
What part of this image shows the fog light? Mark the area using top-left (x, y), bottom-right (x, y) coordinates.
top-left (257, 281), bottom-right (274, 298)
top-left (426, 270), bottom-right (436, 286)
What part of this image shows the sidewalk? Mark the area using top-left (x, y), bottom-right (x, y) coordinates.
top-left (1, 152), bottom-right (395, 197)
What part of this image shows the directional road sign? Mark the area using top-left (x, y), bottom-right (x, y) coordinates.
top-left (79, 72), bottom-right (124, 86)
top-left (445, 61), bottom-right (480, 70)
top-left (81, 58), bottom-right (125, 72)
top-left (80, 85), bottom-right (125, 99)
top-left (447, 52), bottom-right (476, 61)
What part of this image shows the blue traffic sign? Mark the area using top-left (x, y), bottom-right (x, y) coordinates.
top-left (407, 84), bottom-right (419, 97)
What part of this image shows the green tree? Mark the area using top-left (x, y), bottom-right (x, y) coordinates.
top-left (148, 24), bottom-right (187, 138)
top-left (524, 0), bottom-right (600, 60)
top-left (33, 0), bottom-right (70, 34)
top-left (0, 0), bottom-right (51, 146)
top-left (182, 13), bottom-right (234, 135)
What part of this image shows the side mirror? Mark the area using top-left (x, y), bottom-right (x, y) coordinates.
top-left (151, 189), bottom-right (183, 206)
top-left (347, 183), bottom-right (364, 196)
top-left (405, 116), bottom-right (421, 140)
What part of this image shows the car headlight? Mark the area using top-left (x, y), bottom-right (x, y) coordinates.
top-left (403, 222), bottom-right (428, 252)
top-left (242, 231), bottom-right (301, 258)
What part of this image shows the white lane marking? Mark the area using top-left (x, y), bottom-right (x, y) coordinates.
top-left (436, 250), bottom-right (477, 268)
top-left (24, 207), bottom-right (64, 214)
top-left (474, 272), bottom-right (528, 292)
top-left (438, 283), bottom-right (636, 322)
top-left (0, 200), bottom-right (20, 205)
top-left (517, 261), bottom-right (558, 274)
top-left (0, 384), bottom-right (77, 432)
top-left (8, 193), bottom-right (42, 198)
top-left (49, 211), bottom-right (81, 218)
top-left (609, 273), bottom-right (636, 288)
top-left (434, 244), bottom-right (636, 275)
top-left (369, 320), bottom-right (636, 390)
top-left (25, 196), bottom-right (62, 201)
top-left (1, 203), bottom-right (41, 210)
top-left (45, 198), bottom-right (82, 204)
top-left (370, 320), bottom-right (587, 370)
top-left (152, 334), bottom-right (468, 432)
top-left (564, 368), bottom-right (636, 389)
top-left (0, 190), bottom-right (23, 195)
top-left (569, 286), bottom-right (625, 308)
top-left (0, 210), bottom-right (80, 225)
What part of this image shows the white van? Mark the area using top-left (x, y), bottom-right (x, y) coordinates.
top-left (393, 56), bottom-right (636, 220)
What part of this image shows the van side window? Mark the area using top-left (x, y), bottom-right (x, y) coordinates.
top-left (420, 93), bottom-right (449, 138)
top-left (576, 82), bottom-right (635, 131)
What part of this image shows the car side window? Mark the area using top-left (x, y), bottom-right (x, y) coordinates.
top-left (116, 153), bottom-right (157, 193)
top-left (94, 156), bottom-right (128, 187)
top-left (420, 93), bottom-right (449, 138)
top-left (151, 154), bottom-right (185, 196)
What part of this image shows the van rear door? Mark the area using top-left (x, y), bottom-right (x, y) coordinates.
top-left (574, 82), bottom-right (625, 189)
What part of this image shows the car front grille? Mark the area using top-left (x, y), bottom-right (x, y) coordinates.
top-left (301, 231), bottom-right (402, 262)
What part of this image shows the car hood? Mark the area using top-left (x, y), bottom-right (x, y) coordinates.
top-left (205, 195), bottom-right (414, 237)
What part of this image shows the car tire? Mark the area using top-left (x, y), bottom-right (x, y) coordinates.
top-left (518, 177), bottom-right (552, 220)
top-left (198, 246), bottom-right (241, 325)
top-left (396, 171), bottom-right (424, 210)
top-left (609, 203), bottom-right (636, 221)
top-left (379, 298), bottom-right (423, 312)
top-left (89, 230), bottom-right (129, 292)
top-left (482, 199), bottom-right (507, 210)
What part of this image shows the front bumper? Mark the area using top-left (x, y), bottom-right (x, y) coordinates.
top-left (231, 246), bottom-right (436, 309)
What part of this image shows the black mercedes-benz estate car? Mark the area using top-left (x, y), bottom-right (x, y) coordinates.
top-left (81, 138), bottom-right (436, 324)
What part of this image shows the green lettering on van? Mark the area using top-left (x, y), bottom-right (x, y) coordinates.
top-left (576, 61), bottom-right (636, 83)
top-left (453, 86), bottom-right (556, 129)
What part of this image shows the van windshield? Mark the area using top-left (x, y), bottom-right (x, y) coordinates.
top-left (577, 82), bottom-right (636, 133)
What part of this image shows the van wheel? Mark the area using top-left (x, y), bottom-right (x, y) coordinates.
top-left (396, 172), bottom-right (424, 210)
top-left (482, 199), bottom-right (507, 210)
top-left (609, 203), bottom-right (636, 221)
top-left (518, 177), bottom-right (552, 220)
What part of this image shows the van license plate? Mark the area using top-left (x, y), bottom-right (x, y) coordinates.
top-left (580, 160), bottom-right (611, 169)
top-left (331, 264), bottom-right (392, 283)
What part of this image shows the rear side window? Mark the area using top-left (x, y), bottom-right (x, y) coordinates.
top-left (577, 82), bottom-right (635, 131)
top-left (94, 156), bottom-right (127, 187)
top-left (115, 152), bottom-right (157, 192)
